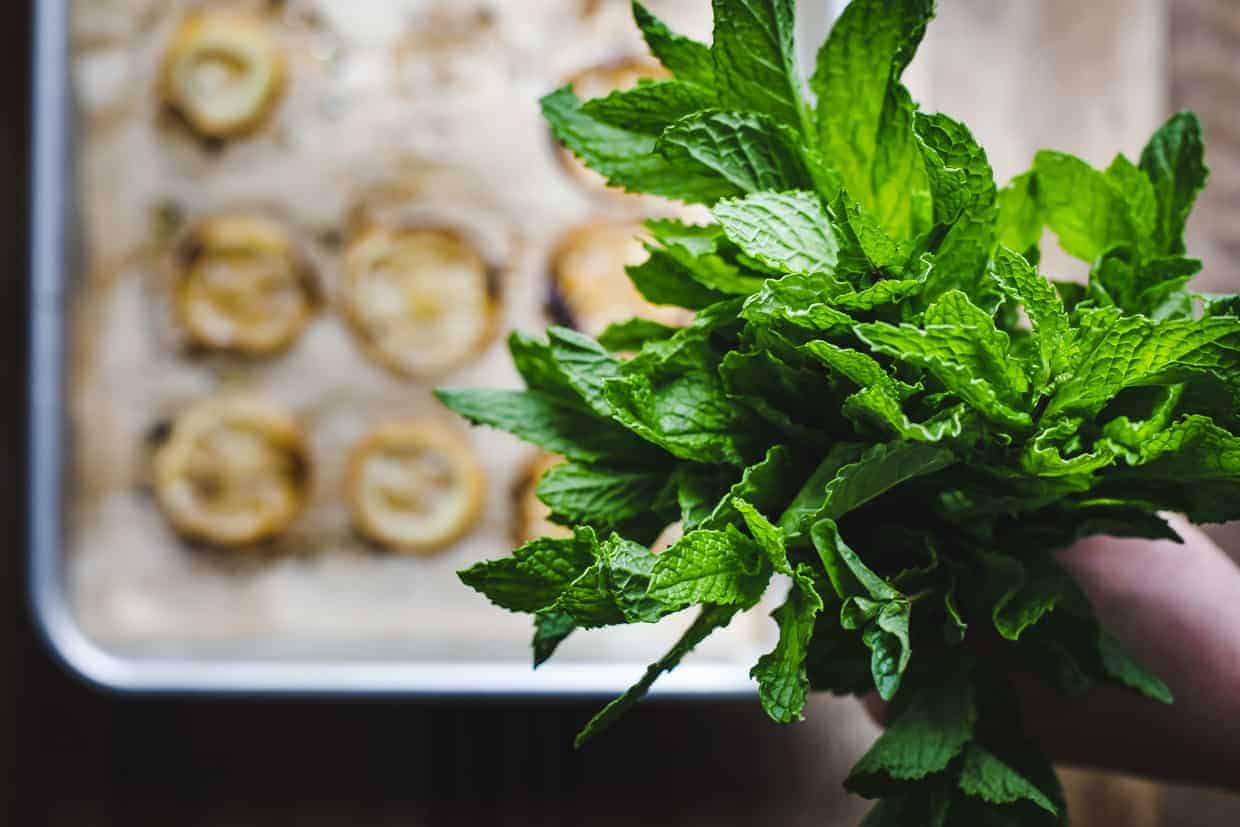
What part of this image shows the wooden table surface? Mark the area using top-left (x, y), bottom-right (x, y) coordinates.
top-left (8, 2), bottom-right (1239, 825)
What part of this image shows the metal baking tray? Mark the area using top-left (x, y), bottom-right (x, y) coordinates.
top-left (28, 0), bottom-right (837, 696)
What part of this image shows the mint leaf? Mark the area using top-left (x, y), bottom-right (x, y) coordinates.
top-left (633, 2), bottom-right (716, 89)
top-left (958, 744), bottom-right (1059, 816)
top-left (846, 656), bottom-right (977, 797)
top-left (712, 191), bottom-right (841, 276)
top-left (751, 566), bottom-right (824, 722)
top-left (647, 527), bottom-right (769, 610)
top-left (536, 462), bottom-right (671, 529)
top-left (459, 528), bottom-right (599, 614)
top-left (856, 291), bottom-right (1034, 428)
top-left (435, 388), bottom-right (661, 465)
top-left (996, 170), bottom-right (1042, 258)
top-left (533, 610), bottom-right (577, 668)
top-left (710, 0), bottom-right (809, 134)
top-left (1140, 111), bottom-right (1208, 255)
top-left (542, 87), bottom-right (732, 203)
top-left (991, 247), bottom-right (1070, 386)
top-left (597, 317), bottom-right (677, 352)
top-left (582, 80), bottom-right (716, 136)
top-left (658, 110), bottom-right (816, 195)
top-left (1033, 150), bottom-right (1136, 262)
top-left (811, 0), bottom-right (934, 240)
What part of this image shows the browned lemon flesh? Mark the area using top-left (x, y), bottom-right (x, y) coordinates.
top-left (153, 397), bottom-right (310, 547)
top-left (342, 227), bottom-right (495, 378)
top-left (160, 11), bottom-right (285, 139)
top-left (550, 221), bottom-right (691, 337)
top-left (512, 453), bottom-right (573, 545)
top-left (173, 215), bottom-right (316, 354)
top-left (346, 420), bottom-right (485, 554)
top-left (558, 57), bottom-right (670, 193)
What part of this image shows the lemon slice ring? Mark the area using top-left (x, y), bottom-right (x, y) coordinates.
top-left (556, 57), bottom-right (670, 193)
top-left (160, 11), bottom-right (286, 139)
top-left (153, 397), bottom-right (311, 548)
top-left (548, 221), bottom-right (692, 338)
top-left (172, 215), bottom-right (318, 355)
top-left (346, 420), bottom-right (485, 554)
top-left (341, 226), bottom-right (498, 378)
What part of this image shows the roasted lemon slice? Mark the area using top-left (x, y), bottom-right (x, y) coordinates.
top-left (512, 453), bottom-right (573, 545)
top-left (173, 215), bottom-right (317, 354)
top-left (559, 57), bottom-right (670, 193)
top-left (160, 11), bottom-right (285, 139)
top-left (342, 227), bottom-right (497, 378)
top-left (153, 397), bottom-right (310, 547)
top-left (346, 420), bottom-right (485, 554)
top-left (549, 221), bottom-right (692, 337)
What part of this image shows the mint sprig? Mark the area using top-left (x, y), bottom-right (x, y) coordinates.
top-left (439, 1), bottom-right (1229, 821)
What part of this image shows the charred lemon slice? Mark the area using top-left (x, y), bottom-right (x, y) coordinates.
top-left (342, 227), bottom-right (496, 378)
top-left (160, 11), bottom-right (285, 139)
top-left (346, 420), bottom-right (485, 554)
top-left (558, 57), bottom-right (670, 193)
top-left (153, 397), bottom-right (310, 547)
top-left (173, 215), bottom-right (317, 354)
top-left (512, 453), bottom-right (573, 545)
top-left (549, 221), bottom-right (691, 337)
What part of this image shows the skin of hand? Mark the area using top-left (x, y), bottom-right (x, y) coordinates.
top-left (865, 518), bottom-right (1240, 790)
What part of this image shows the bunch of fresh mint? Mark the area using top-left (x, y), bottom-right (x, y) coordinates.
top-left (437, 1), bottom-right (1234, 822)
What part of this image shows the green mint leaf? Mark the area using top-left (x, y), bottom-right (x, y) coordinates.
top-left (915, 111), bottom-right (997, 226)
top-left (532, 610), bottom-right (577, 668)
top-left (1045, 313), bottom-right (1240, 421)
top-left (657, 110), bottom-right (817, 195)
top-left (459, 528), bottom-right (599, 614)
top-left (991, 247), bottom-right (1070, 386)
top-left (712, 190), bottom-right (841, 276)
top-left (547, 326), bottom-right (623, 416)
top-left (1139, 111), bottom-right (1208, 256)
top-left (647, 527), bottom-right (770, 610)
top-left (603, 330), bottom-right (754, 466)
top-left (710, 0), bottom-right (809, 134)
top-left (508, 330), bottom-right (583, 403)
top-left (435, 388), bottom-right (661, 465)
top-left (627, 247), bottom-right (733, 310)
top-left (740, 272), bottom-right (854, 333)
top-left (1102, 414), bottom-right (1240, 523)
top-left (1105, 153), bottom-right (1159, 247)
top-left (1033, 150), bottom-right (1137, 263)
top-left (1097, 628), bottom-right (1174, 704)
top-left (750, 566), bottom-right (824, 722)
top-left (575, 604), bottom-right (738, 747)
top-left (554, 535), bottom-right (668, 627)
top-left (632, 2), bottom-right (716, 89)
top-left (803, 340), bottom-right (918, 400)
top-left (958, 744), bottom-right (1059, 816)
top-left (596, 317), bottom-right (678, 352)
top-left (541, 86), bottom-right (734, 204)
top-left (843, 386), bottom-right (972, 444)
top-left (581, 80), bottom-right (716, 136)
top-left (536, 461), bottom-right (671, 530)
top-left (856, 291), bottom-right (1034, 428)
top-left (996, 170), bottom-right (1043, 260)
top-left (846, 655), bottom-right (977, 797)
top-left (811, 518), bottom-right (900, 602)
top-left (812, 0), bottom-right (934, 240)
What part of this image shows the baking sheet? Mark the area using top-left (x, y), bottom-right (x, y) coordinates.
top-left (33, 0), bottom-right (807, 692)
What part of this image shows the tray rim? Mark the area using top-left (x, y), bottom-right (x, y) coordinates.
top-left (27, 0), bottom-right (841, 697)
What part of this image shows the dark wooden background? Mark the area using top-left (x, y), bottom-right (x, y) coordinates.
top-left (7, 2), bottom-right (1238, 825)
